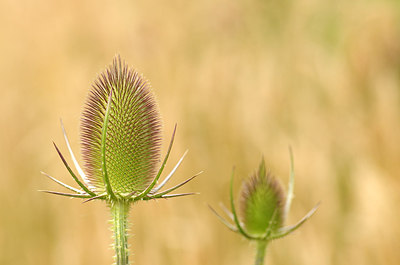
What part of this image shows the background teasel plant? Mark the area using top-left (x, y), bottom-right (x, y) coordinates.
top-left (210, 150), bottom-right (319, 265)
top-left (41, 56), bottom-right (199, 265)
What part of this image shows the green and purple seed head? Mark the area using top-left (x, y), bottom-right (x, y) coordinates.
top-left (42, 56), bottom-right (199, 203)
top-left (81, 58), bottom-right (162, 195)
top-left (240, 160), bottom-right (285, 236)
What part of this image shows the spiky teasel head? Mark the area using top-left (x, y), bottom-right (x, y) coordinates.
top-left (41, 56), bottom-right (200, 203)
top-left (240, 160), bottom-right (285, 236)
top-left (210, 150), bottom-right (319, 242)
top-left (80, 57), bottom-right (162, 196)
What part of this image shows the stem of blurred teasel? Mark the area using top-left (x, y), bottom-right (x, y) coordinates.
top-left (255, 241), bottom-right (268, 265)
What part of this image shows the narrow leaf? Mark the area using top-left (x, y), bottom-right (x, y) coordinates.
top-left (152, 172), bottom-right (201, 197)
top-left (39, 190), bottom-right (92, 198)
top-left (229, 168), bottom-right (254, 240)
top-left (219, 202), bottom-right (235, 222)
top-left (159, 192), bottom-right (198, 199)
top-left (60, 119), bottom-right (93, 189)
top-left (41, 171), bottom-right (83, 194)
top-left (152, 149), bottom-right (188, 193)
top-left (83, 194), bottom-right (107, 203)
top-left (270, 202), bottom-right (320, 240)
top-left (101, 90), bottom-right (116, 199)
top-left (208, 205), bottom-right (238, 232)
top-left (53, 142), bottom-right (96, 196)
top-left (284, 147), bottom-right (295, 219)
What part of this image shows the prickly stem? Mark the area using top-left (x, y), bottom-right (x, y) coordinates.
top-left (111, 200), bottom-right (130, 265)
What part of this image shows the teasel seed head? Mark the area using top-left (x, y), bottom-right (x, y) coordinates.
top-left (41, 55), bottom-right (199, 203)
top-left (81, 56), bottom-right (162, 195)
top-left (209, 150), bottom-right (319, 242)
top-left (240, 159), bottom-right (285, 236)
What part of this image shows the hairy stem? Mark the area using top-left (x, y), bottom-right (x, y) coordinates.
top-left (255, 241), bottom-right (268, 265)
top-left (111, 200), bottom-right (130, 265)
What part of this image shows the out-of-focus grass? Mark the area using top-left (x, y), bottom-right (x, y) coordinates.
top-left (0, 0), bottom-right (399, 264)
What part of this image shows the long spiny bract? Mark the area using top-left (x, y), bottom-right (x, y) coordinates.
top-left (81, 57), bottom-right (162, 195)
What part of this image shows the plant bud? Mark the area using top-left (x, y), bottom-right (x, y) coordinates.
top-left (240, 159), bottom-right (285, 236)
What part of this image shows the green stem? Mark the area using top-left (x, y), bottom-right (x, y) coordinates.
top-left (255, 240), bottom-right (268, 265)
top-left (111, 200), bottom-right (130, 265)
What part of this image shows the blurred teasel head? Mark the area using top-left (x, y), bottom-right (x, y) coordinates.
top-left (240, 160), bottom-right (285, 237)
top-left (210, 151), bottom-right (319, 243)
top-left (41, 56), bottom-right (199, 203)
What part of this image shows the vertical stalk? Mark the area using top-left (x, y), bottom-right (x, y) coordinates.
top-left (254, 240), bottom-right (268, 265)
top-left (111, 200), bottom-right (130, 265)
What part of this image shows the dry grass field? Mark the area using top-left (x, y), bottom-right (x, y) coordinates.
top-left (0, 0), bottom-right (399, 264)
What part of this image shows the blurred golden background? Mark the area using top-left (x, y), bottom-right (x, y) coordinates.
top-left (1, 0), bottom-right (399, 264)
